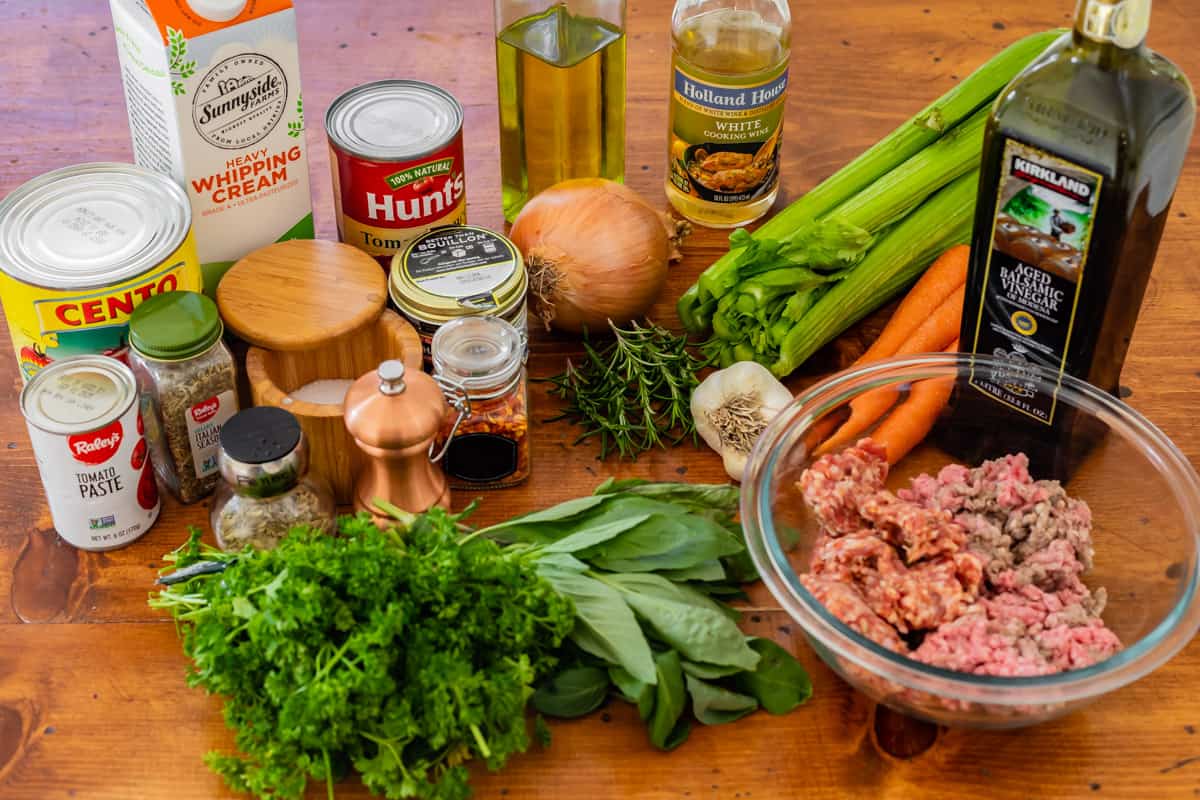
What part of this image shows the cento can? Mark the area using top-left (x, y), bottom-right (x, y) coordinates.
top-left (21, 355), bottom-right (161, 551)
top-left (326, 80), bottom-right (468, 269)
top-left (0, 163), bottom-right (202, 382)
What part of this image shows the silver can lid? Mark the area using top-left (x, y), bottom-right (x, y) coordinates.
top-left (325, 80), bottom-right (464, 162)
top-left (20, 355), bottom-right (137, 435)
top-left (0, 163), bottom-right (192, 291)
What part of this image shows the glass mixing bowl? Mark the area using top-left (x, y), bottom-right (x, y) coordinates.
top-left (742, 353), bottom-right (1200, 729)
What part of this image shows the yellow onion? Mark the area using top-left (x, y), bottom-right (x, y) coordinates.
top-left (510, 178), bottom-right (685, 333)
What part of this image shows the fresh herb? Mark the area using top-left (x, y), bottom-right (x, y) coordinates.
top-left (486, 480), bottom-right (809, 751)
top-left (151, 509), bottom-right (574, 800)
top-left (543, 321), bottom-right (709, 460)
top-left (153, 480), bottom-right (813, 797)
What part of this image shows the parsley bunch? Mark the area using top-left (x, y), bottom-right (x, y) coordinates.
top-left (152, 509), bottom-right (574, 800)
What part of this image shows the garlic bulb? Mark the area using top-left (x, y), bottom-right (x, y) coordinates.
top-left (691, 361), bottom-right (793, 482)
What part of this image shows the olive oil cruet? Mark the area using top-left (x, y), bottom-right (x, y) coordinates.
top-left (494, 0), bottom-right (627, 222)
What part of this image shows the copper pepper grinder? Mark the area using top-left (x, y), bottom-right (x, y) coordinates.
top-left (343, 360), bottom-right (451, 518)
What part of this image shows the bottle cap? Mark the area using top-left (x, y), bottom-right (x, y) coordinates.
top-left (218, 406), bottom-right (306, 497)
top-left (129, 291), bottom-right (223, 361)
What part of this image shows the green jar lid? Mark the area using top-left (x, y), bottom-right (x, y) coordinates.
top-left (129, 291), bottom-right (223, 361)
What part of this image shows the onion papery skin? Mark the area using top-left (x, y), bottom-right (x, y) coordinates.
top-left (510, 179), bottom-right (671, 334)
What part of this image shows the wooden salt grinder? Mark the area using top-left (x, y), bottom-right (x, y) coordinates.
top-left (343, 360), bottom-right (451, 519)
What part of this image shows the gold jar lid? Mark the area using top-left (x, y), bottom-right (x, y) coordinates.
top-left (389, 225), bottom-right (526, 325)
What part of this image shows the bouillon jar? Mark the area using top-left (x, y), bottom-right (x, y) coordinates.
top-left (431, 316), bottom-right (529, 489)
top-left (127, 291), bottom-right (238, 504)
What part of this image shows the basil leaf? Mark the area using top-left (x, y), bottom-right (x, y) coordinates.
top-left (583, 514), bottom-right (744, 573)
top-left (609, 666), bottom-right (655, 721)
top-left (680, 660), bottom-right (741, 680)
top-left (541, 513), bottom-right (654, 554)
top-left (685, 675), bottom-right (758, 725)
top-left (734, 638), bottom-right (812, 714)
top-left (594, 480), bottom-right (740, 517)
top-left (533, 666), bottom-right (609, 718)
top-left (535, 552), bottom-right (588, 573)
top-left (649, 651), bottom-right (689, 751)
top-left (481, 495), bottom-right (612, 542)
top-left (660, 560), bottom-right (726, 582)
top-left (604, 573), bottom-right (759, 671)
top-left (538, 565), bottom-right (657, 685)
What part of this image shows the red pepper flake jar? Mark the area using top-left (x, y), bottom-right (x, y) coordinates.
top-left (431, 316), bottom-right (529, 489)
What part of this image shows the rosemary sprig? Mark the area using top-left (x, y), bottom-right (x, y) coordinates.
top-left (543, 321), bottom-right (710, 460)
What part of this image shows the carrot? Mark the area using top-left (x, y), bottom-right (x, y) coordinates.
top-left (873, 338), bottom-right (959, 464)
top-left (817, 284), bottom-right (965, 454)
top-left (853, 244), bottom-right (969, 365)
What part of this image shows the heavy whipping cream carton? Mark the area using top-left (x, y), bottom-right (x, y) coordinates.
top-left (109, 0), bottom-right (314, 293)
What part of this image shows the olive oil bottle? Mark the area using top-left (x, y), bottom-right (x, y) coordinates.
top-left (495, 2), bottom-right (626, 222)
top-left (665, 0), bottom-right (791, 228)
top-left (953, 0), bottom-right (1194, 478)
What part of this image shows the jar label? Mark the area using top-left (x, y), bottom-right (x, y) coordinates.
top-left (402, 227), bottom-right (518, 299)
top-left (445, 432), bottom-right (518, 484)
top-left (667, 58), bottom-right (787, 204)
top-left (187, 389), bottom-right (237, 477)
top-left (967, 139), bottom-right (1103, 425)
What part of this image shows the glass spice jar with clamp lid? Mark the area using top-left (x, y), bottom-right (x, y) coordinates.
top-left (431, 316), bottom-right (530, 489)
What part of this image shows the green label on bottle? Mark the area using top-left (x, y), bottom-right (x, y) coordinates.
top-left (968, 138), bottom-right (1103, 424)
top-left (667, 59), bottom-right (787, 204)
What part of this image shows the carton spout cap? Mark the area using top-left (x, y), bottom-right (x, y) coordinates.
top-left (186, 0), bottom-right (248, 22)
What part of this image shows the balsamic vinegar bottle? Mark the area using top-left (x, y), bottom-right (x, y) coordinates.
top-left (951, 0), bottom-right (1194, 478)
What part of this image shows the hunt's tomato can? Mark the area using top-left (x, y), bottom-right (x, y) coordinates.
top-left (326, 80), bottom-right (468, 269)
top-left (0, 163), bottom-right (202, 382)
top-left (21, 355), bottom-right (160, 551)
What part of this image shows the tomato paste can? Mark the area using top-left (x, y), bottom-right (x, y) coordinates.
top-left (0, 163), bottom-right (202, 382)
top-left (389, 225), bottom-right (527, 366)
top-left (20, 355), bottom-right (160, 551)
top-left (326, 79), bottom-right (468, 269)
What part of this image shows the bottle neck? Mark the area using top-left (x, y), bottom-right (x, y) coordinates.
top-left (1073, 0), bottom-right (1151, 49)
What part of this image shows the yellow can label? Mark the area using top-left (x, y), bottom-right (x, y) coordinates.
top-left (1, 230), bottom-right (202, 382)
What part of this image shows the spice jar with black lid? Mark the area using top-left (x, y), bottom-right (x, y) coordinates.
top-left (128, 290), bottom-right (238, 504)
top-left (211, 406), bottom-right (335, 551)
top-left (431, 315), bottom-right (530, 489)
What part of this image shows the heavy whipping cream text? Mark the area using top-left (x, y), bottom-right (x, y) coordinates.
top-left (191, 146), bottom-right (305, 204)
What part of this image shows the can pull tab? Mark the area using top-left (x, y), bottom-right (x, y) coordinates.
top-left (428, 375), bottom-right (471, 463)
top-left (378, 360), bottom-right (407, 395)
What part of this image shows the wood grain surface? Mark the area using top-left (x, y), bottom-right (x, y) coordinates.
top-left (217, 239), bottom-right (388, 351)
top-left (2, 0), bottom-right (1199, 798)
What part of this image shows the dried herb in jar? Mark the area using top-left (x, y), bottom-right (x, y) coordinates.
top-left (211, 406), bottom-right (335, 551)
top-left (128, 292), bottom-right (239, 504)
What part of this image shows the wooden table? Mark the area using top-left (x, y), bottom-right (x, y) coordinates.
top-left (2, 1), bottom-right (1199, 797)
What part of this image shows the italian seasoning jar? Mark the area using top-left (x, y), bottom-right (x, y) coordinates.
top-left (431, 316), bottom-right (530, 489)
top-left (211, 406), bottom-right (335, 551)
top-left (128, 291), bottom-right (238, 504)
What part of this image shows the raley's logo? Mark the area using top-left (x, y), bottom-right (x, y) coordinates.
top-left (68, 420), bottom-right (124, 465)
top-left (34, 266), bottom-right (182, 334)
top-left (193, 53), bottom-right (288, 150)
top-left (1011, 157), bottom-right (1094, 204)
top-left (190, 396), bottom-right (221, 424)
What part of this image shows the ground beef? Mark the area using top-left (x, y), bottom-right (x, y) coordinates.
top-left (809, 532), bottom-right (982, 633)
top-left (912, 585), bottom-right (1121, 676)
top-left (798, 438), bottom-right (1119, 677)
top-left (899, 452), bottom-right (1094, 583)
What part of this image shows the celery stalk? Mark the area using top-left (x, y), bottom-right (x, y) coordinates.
top-left (682, 29), bottom-right (1065, 324)
top-left (769, 171), bottom-right (980, 377)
